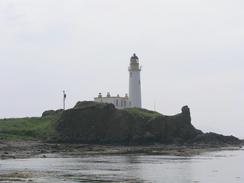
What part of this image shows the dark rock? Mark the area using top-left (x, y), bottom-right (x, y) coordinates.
top-left (74, 101), bottom-right (115, 111)
top-left (51, 101), bottom-right (240, 146)
top-left (54, 102), bottom-right (203, 144)
top-left (181, 105), bottom-right (190, 114)
top-left (40, 150), bottom-right (46, 153)
top-left (181, 105), bottom-right (191, 124)
top-left (42, 109), bottom-right (64, 117)
top-left (192, 132), bottom-right (241, 145)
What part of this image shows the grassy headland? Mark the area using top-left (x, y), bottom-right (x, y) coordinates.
top-left (0, 101), bottom-right (241, 146)
top-left (0, 116), bottom-right (59, 140)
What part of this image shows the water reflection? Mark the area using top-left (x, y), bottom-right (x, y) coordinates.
top-left (0, 150), bottom-right (243, 183)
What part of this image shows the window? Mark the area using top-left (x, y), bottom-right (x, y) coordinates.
top-left (116, 99), bottom-right (118, 106)
top-left (124, 101), bottom-right (126, 107)
top-left (121, 100), bottom-right (123, 107)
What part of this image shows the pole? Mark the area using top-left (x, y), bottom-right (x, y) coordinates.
top-left (154, 100), bottom-right (156, 111)
top-left (63, 90), bottom-right (66, 110)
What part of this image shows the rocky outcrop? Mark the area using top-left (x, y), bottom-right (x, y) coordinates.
top-left (53, 101), bottom-right (241, 145)
top-left (42, 109), bottom-right (64, 117)
top-left (191, 132), bottom-right (241, 145)
top-left (54, 102), bottom-right (173, 143)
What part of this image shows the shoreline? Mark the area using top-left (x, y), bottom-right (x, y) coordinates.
top-left (0, 140), bottom-right (242, 160)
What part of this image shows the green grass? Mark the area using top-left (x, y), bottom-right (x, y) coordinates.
top-left (123, 108), bottom-right (161, 119)
top-left (0, 116), bottom-right (59, 141)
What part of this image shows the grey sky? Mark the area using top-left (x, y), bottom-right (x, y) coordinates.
top-left (0, 0), bottom-right (243, 138)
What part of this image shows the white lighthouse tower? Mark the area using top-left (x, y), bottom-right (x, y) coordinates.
top-left (129, 53), bottom-right (142, 108)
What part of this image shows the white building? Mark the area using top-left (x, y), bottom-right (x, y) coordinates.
top-left (94, 53), bottom-right (142, 109)
top-left (129, 53), bottom-right (142, 108)
top-left (94, 92), bottom-right (131, 109)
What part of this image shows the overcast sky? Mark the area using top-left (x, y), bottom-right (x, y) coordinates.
top-left (0, 0), bottom-right (243, 138)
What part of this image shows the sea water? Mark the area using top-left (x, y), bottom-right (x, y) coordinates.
top-left (0, 148), bottom-right (243, 183)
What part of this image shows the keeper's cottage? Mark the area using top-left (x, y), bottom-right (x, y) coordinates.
top-left (94, 54), bottom-right (142, 109)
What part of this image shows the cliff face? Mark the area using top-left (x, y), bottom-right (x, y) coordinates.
top-left (55, 101), bottom-right (202, 144)
top-left (54, 101), bottom-right (241, 145)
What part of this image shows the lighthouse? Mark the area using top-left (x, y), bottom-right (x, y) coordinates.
top-left (94, 53), bottom-right (142, 109)
top-left (129, 53), bottom-right (142, 108)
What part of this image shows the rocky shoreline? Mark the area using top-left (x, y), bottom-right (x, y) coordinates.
top-left (0, 140), bottom-right (242, 160)
top-left (1, 102), bottom-right (242, 161)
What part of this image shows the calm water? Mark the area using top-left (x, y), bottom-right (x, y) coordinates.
top-left (0, 148), bottom-right (243, 183)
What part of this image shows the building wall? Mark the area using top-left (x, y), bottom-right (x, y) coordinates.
top-left (129, 69), bottom-right (142, 108)
top-left (94, 96), bottom-right (131, 109)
